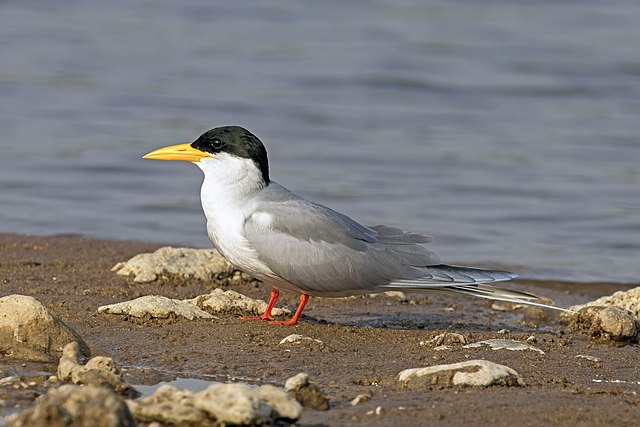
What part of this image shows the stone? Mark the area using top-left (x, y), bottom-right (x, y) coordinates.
top-left (567, 306), bottom-right (638, 342)
top-left (98, 295), bottom-right (215, 320)
top-left (127, 382), bottom-right (302, 426)
top-left (0, 295), bottom-right (90, 362)
top-left (127, 384), bottom-right (206, 426)
top-left (350, 392), bottom-right (373, 406)
top-left (284, 373), bottom-right (310, 392)
top-left (279, 334), bottom-right (324, 346)
top-left (421, 332), bottom-right (468, 347)
top-left (575, 354), bottom-right (601, 363)
top-left (284, 373), bottom-right (329, 411)
top-left (7, 385), bottom-right (136, 427)
top-left (463, 339), bottom-right (545, 354)
top-left (58, 342), bottom-right (139, 398)
top-left (398, 360), bottom-right (524, 388)
top-left (112, 246), bottom-right (253, 285)
top-left (566, 286), bottom-right (640, 318)
top-left (185, 289), bottom-right (290, 317)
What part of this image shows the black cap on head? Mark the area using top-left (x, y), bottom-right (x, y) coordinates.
top-left (191, 126), bottom-right (270, 184)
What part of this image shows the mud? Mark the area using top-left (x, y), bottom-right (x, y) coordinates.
top-left (1, 233), bottom-right (639, 426)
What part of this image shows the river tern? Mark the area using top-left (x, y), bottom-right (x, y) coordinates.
top-left (144, 126), bottom-right (564, 325)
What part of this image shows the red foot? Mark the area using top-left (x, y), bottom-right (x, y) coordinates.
top-left (240, 316), bottom-right (273, 322)
top-left (239, 290), bottom-right (310, 326)
top-left (269, 294), bottom-right (309, 326)
top-left (268, 319), bottom-right (298, 326)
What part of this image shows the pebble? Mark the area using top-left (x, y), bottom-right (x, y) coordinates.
top-left (112, 246), bottom-right (238, 283)
top-left (0, 295), bottom-right (90, 362)
top-left (98, 295), bottom-right (215, 320)
top-left (185, 288), bottom-right (291, 317)
top-left (398, 360), bottom-right (524, 388)
top-left (423, 332), bottom-right (468, 347)
top-left (7, 385), bottom-right (136, 427)
top-left (350, 392), bottom-right (372, 406)
top-left (284, 373), bottom-right (330, 410)
top-left (127, 382), bottom-right (302, 425)
top-left (566, 286), bottom-right (640, 318)
top-left (575, 354), bottom-right (601, 363)
top-left (567, 306), bottom-right (639, 342)
top-left (463, 339), bottom-right (545, 354)
top-left (57, 342), bottom-right (139, 398)
top-left (279, 334), bottom-right (324, 346)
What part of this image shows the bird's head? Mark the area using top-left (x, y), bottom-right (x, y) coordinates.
top-left (143, 126), bottom-right (270, 185)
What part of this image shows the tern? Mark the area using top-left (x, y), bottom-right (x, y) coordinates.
top-left (144, 126), bottom-right (564, 325)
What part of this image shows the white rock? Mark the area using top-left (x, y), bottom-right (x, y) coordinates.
top-left (0, 295), bottom-right (89, 362)
top-left (185, 289), bottom-right (290, 317)
top-left (424, 332), bottom-right (468, 347)
top-left (463, 339), bottom-right (545, 354)
top-left (284, 373), bottom-right (309, 392)
top-left (398, 360), bottom-right (524, 388)
top-left (279, 334), bottom-right (324, 345)
top-left (127, 385), bottom-right (204, 426)
top-left (112, 246), bottom-right (239, 283)
top-left (8, 385), bottom-right (135, 427)
top-left (58, 342), bottom-right (138, 398)
top-left (350, 392), bottom-right (372, 406)
top-left (127, 382), bottom-right (302, 426)
top-left (195, 383), bottom-right (270, 425)
top-left (568, 306), bottom-right (638, 341)
top-left (567, 286), bottom-right (640, 318)
top-left (575, 354), bottom-right (601, 362)
top-left (255, 385), bottom-right (303, 421)
top-left (98, 295), bottom-right (215, 320)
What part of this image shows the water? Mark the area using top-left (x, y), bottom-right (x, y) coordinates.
top-left (1, 0), bottom-right (639, 283)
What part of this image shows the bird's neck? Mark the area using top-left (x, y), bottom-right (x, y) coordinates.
top-left (197, 155), bottom-right (266, 218)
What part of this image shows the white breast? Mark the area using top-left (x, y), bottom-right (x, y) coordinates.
top-left (197, 155), bottom-right (275, 279)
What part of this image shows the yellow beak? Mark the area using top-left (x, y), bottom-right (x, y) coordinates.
top-left (143, 143), bottom-right (213, 162)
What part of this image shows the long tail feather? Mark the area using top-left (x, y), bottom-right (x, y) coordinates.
top-left (384, 264), bottom-right (571, 312)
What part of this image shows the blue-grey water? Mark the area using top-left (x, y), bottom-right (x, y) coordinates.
top-left (1, 0), bottom-right (639, 283)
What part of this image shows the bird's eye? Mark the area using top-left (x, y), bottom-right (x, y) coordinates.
top-left (212, 139), bottom-right (223, 149)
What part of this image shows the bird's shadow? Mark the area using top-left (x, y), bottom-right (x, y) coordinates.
top-left (298, 312), bottom-right (537, 334)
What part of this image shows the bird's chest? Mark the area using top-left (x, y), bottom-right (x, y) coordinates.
top-left (203, 202), bottom-right (272, 278)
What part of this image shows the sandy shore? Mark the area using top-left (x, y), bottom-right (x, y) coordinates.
top-left (1, 233), bottom-right (639, 426)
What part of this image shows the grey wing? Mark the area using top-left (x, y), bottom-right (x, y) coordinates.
top-left (243, 190), bottom-right (441, 297)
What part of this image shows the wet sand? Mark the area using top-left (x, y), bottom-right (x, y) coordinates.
top-left (1, 233), bottom-right (639, 426)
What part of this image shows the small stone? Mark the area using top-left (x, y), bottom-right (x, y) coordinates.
top-left (398, 360), bottom-right (524, 388)
top-left (7, 385), bottom-right (135, 427)
top-left (279, 334), bottom-right (324, 346)
top-left (284, 373), bottom-right (329, 411)
top-left (575, 354), bottom-right (601, 363)
top-left (284, 373), bottom-right (309, 392)
top-left (128, 382), bottom-right (302, 426)
top-left (58, 342), bottom-right (139, 398)
top-left (350, 392), bottom-right (372, 406)
top-left (185, 289), bottom-right (290, 317)
top-left (566, 286), bottom-right (640, 318)
top-left (496, 329), bottom-right (510, 335)
top-left (112, 246), bottom-right (253, 285)
top-left (98, 295), bottom-right (215, 320)
top-left (423, 333), bottom-right (467, 347)
top-left (567, 306), bottom-right (638, 342)
top-left (0, 295), bottom-right (90, 362)
top-left (463, 339), bottom-right (545, 354)
top-left (491, 302), bottom-right (512, 311)
top-left (525, 335), bottom-right (537, 344)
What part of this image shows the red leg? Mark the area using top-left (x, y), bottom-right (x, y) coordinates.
top-left (240, 288), bottom-right (279, 322)
top-left (269, 293), bottom-right (309, 326)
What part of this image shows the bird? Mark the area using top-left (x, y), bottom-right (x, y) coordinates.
top-left (143, 126), bottom-right (565, 326)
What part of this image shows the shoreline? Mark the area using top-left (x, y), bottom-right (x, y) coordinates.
top-left (1, 233), bottom-right (639, 426)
